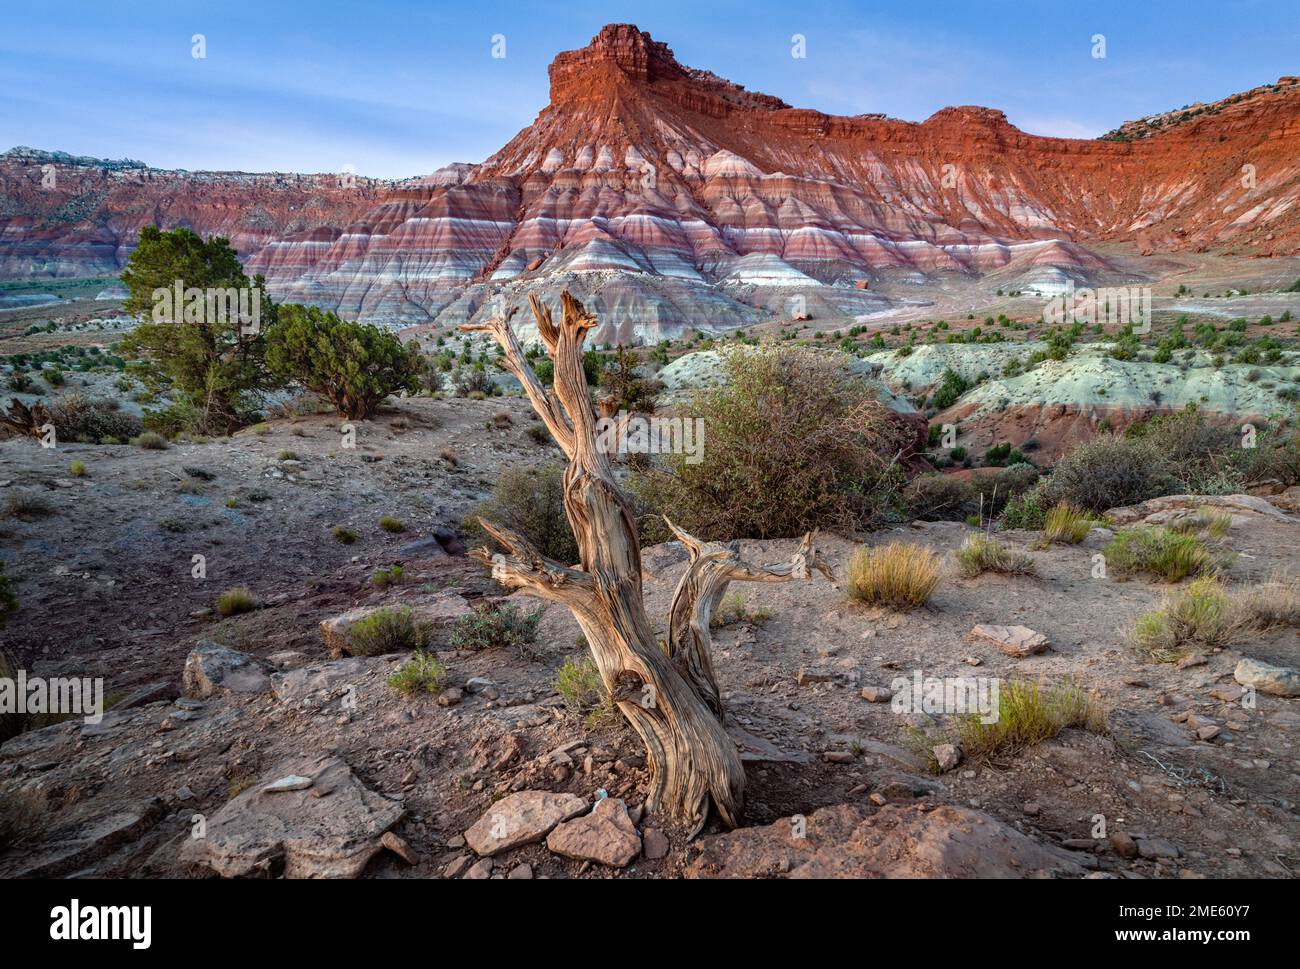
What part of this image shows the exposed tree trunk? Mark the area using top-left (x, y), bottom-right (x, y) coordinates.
top-left (461, 292), bottom-right (833, 834)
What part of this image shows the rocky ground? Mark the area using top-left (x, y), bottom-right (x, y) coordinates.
top-left (1, 400), bottom-right (1297, 879)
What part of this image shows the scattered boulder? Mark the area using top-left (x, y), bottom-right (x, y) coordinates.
top-left (546, 797), bottom-right (642, 868)
top-left (1234, 657), bottom-right (1300, 697)
top-left (182, 642), bottom-right (272, 699)
top-left (968, 624), bottom-right (1050, 658)
top-left (464, 790), bottom-right (588, 856)
top-left (180, 754), bottom-right (404, 878)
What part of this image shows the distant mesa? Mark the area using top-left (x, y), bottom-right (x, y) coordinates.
top-left (3, 24), bottom-right (1300, 337)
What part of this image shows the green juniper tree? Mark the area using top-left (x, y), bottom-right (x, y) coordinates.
top-left (264, 304), bottom-right (423, 419)
top-left (120, 226), bottom-right (278, 434)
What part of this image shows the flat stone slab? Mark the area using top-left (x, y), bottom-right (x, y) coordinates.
top-left (11, 797), bottom-right (167, 878)
top-left (547, 797), bottom-right (641, 868)
top-left (465, 790), bottom-right (588, 857)
top-left (181, 754), bottom-right (403, 878)
top-left (968, 624), bottom-right (1050, 657)
top-left (182, 642), bottom-right (272, 699)
top-left (687, 802), bottom-right (1084, 879)
top-left (271, 657), bottom-right (368, 702)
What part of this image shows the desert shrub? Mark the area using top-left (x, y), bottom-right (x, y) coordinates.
top-left (1131, 577), bottom-right (1234, 661)
top-left (120, 226), bottom-right (279, 434)
top-left (215, 586), bottom-right (256, 617)
top-left (265, 304), bottom-right (422, 419)
top-left (929, 368), bottom-right (969, 409)
top-left (958, 680), bottom-right (1107, 761)
top-left (847, 542), bottom-right (941, 609)
top-left (348, 606), bottom-right (429, 656)
top-left (451, 602), bottom-right (543, 654)
top-left (969, 463), bottom-right (1039, 517)
top-left (1040, 503), bottom-right (1093, 545)
top-left (69, 460), bottom-right (86, 478)
top-left (332, 525), bottom-right (358, 544)
top-left (4, 491), bottom-right (54, 520)
top-left (955, 534), bottom-right (1036, 578)
top-left (555, 655), bottom-right (617, 730)
top-left (904, 474), bottom-right (971, 521)
top-left (596, 348), bottom-right (662, 414)
top-left (277, 449), bottom-right (298, 461)
top-left (998, 484), bottom-right (1050, 530)
top-left (1104, 526), bottom-right (1215, 581)
top-left (47, 394), bottom-right (143, 443)
top-left (1042, 434), bottom-right (1173, 512)
top-left (386, 650), bottom-right (447, 696)
top-left (379, 515), bottom-right (405, 534)
top-left (634, 346), bottom-right (911, 539)
top-left (133, 431), bottom-right (168, 450)
top-left (452, 364), bottom-right (492, 397)
top-left (466, 463), bottom-right (578, 564)
top-left (372, 564), bottom-right (404, 588)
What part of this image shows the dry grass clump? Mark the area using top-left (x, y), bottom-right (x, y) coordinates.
top-left (1131, 576), bottom-right (1235, 661)
top-left (1039, 503), bottom-right (1093, 545)
top-left (847, 542), bottom-right (941, 609)
top-left (958, 679), bottom-right (1107, 761)
top-left (348, 606), bottom-right (430, 656)
top-left (555, 654), bottom-right (618, 731)
top-left (1104, 526), bottom-right (1217, 582)
top-left (1170, 506), bottom-right (1232, 539)
top-left (386, 650), bottom-right (447, 696)
top-left (710, 591), bottom-right (772, 628)
top-left (1229, 573), bottom-right (1300, 630)
top-left (215, 586), bottom-right (257, 617)
top-left (955, 533), bottom-right (1036, 578)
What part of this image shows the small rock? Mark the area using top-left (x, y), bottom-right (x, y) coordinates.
top-left (464, 790), bottom-right (588, 856)
top-left (823, 750), bottom-right (854, 764)
top-left (967, 624), bottom-right (1050, 658)
top-left (1022, 802), bottom-right (1040, 817)
top-left (442, 855), bottom-right (470, 878)
top-left (507, 863), bottom-right (533, 880)
top-left (643, 828), bottom-right (669, 860)
top-left (1196, 724), bottom-right (1221, 742)
top-left (933, 744), bottom-right (961, 772)
top-left (797, 666), bottom-right (833, 686)
top-left (464, 857), bottom-right (494, 879)
top-left (1109, 832), bottom-right (1139, 859)
top-left (1234, 657), bottom-right (1300, 697)
top-left (546, 797), bottom-right (641, 868)
top-left (860, 685), bottom-right (893, 703)
top-left (437, 688), bottom-right (463, 707)
top-left (1175, 654), bottom-right (1208, 670)
top-left (1136, 837), bottom-right (1181, 860)
top-left (380, 831), bottom-right (418, 865)
top-left (264, 774), bottom-right (313, 793)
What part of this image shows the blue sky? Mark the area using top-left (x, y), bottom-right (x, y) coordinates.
top-left (2, 0), bottom-right (1296, 178)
